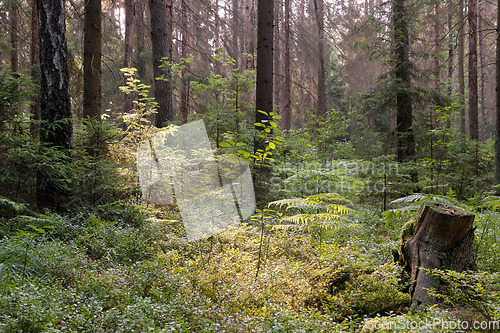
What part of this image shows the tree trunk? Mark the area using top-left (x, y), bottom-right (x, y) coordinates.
top-left (313, 0), bottom-right (326, 116)
top-left (447, 0), bottom-right (453, 99)
top-left (478, 0), bottom-right (487, 141)
top-left (394, 202), bottom-right (476, 311)
top-left (458, 0), bottom-right (466, 135)
top-left (135, 0), bottom-right (147, 81)
top-left (124, 0), bottom-right (135, 113)
top-left (149, 0), bottom-right (174, 126)
top-left (468, 0), bottom-right (478, 141)
top-left (244, 0), bottom-right (254, 71)
top-left (180, 0), bottom-right (189, 123)
top-left (83, 0), bottom-right (102, 119)
top-left (10, 1), bottom-right (18, 72)
top-left (434, 1), bottom-right (440, 92)
top-left (393, 0), bottom-right (416, 165)
top-left (273, 0), bottom-right (280, 114)
top-left (37, 0), bottom-right (72, 209)
top-left (254, 0), bottom-right (274, 206)
top-left (30, 0), bottom-right (40, 140)
top-left (495, 0), bottom-right (500, 194)
top-left (282, 0), bottom-right (291, 131)
top-left (232, 0), bottom-right (240, 69)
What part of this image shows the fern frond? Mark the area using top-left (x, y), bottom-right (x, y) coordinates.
top-left (389, 194), bottom-right (457, 207)
top-left (283, 213), bottom-right (348, 224)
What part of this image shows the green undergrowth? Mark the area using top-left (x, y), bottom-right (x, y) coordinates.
top-left (0, 191), bottom-right (498, 331)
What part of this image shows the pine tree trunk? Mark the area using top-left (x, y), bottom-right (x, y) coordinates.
top-left (394, 202), bottom-right (476, 311)
top-left (282, 0), bottom-right (291, 131)
top-left (83, 0), bottom-right (102, 119)
top-left (149, 0), bottom-right (174, 126)
top-left (458, 0), bottom-right (466, 135)
top-left (478, 0), bottom-right (487, 141)
top-left (468, 0), bottom-right (478, 140)
top-left (245, 0), bottom-right (254, 71)
top-left (313, 0), bottom-right (326, 116)
top-left (135, 0), bottom-right (146, 81)
top-left (30, 0), bottom-right (40, 139)
top-left (434, 1), bottom-right (440, 92)
top-left (447, 0), bottom-right (453, 99)
top-left (254, 0), bottom-right (274, 206)
top-left (124, 0), bottom-right (135, 113)
top-left (180, 0), bottom-right (189, 123)
top-left (10, 1), bottom-right (18, 72)
top-left (393, 0), bottom-right (416, 165)
top-left (273, 0), bottom-right (280, 113)
top-left (36, 0), bottom-right (72, 209)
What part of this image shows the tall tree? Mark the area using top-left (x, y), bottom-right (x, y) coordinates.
top-left (282, 0), bottom-right (291, 130)
top-left (468, 0), bottom-right (478, 140)
top-left (124, 0), bottom-right (135, 113)
top-left (10, 0), bottom-right (18, 72)
top-left (180, 0), bottom-right (189, 123)
top-left (149, 0), bottom-right (174, 126)
top-left (36, 0), bottom-right (72, 207)
top-left (30, 0), bottom-right (40, 138)
top-left (135, 0), bottom-right (146, 80)
top-left (478, 0), bottom-right (487, 141)
top-left (244, 0), bottom-right (255, 71)
top-left (393, 0), bottom-right (416, 165)
top-left (83, 0), bottom-right (102, 119)
top-left (313, 0), bottom-right (327, 116)
top-left (458, 0), bottom-right (466, 135)
top-left (434, 1), bottom-right (440, 91)
top-left (255, 0), bottom-right (274, 204)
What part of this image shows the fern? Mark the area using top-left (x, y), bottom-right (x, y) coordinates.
top-left (269, 193), bottom-right (354, 232)
top-left (389, 193), bottom-right (458, 206)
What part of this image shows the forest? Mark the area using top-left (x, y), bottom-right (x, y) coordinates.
top-left (0, 0), bottom-right (499, 331)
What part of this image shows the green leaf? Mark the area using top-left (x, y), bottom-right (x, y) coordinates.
top-left (268, 142), bottom-right (276, 149)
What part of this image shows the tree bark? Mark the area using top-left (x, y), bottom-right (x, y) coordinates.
top-left (434, 1), bottom-right (440, 92)
top-left (394, 202), bottom-right (476, 311)
top-left (393, 0), bottom-right (416, 166)
top-left (244, 0), bottom-right (255, 71)
top-left (478, 0), bottom-right (487, 141)
top-left (468, 0), bottom-right (478, 141)
top-left (135, 0), bottom-right (147, 81)
top-left (124, 0), bottom-right (135, 113)
top-left (30, 0), bottom-right (40, 139)
top-left (10, 1), bottom-right (18, 72)
top-left (313, 0), bottom-right (326, 116)
top-left (83, 0), bottom-right (102, 119)
top-left (36, 0), bottom-right (72, 209)
top-left (458, 0), bottom-right (466, 135)
top-left (254, 0), bottom-right (274, 206)
top-left (282, 0), bottom-right (291, 131)
top-left (180, 0), bottom-right (189, 123)
top-left (149, 0), bottom-right (174, 126)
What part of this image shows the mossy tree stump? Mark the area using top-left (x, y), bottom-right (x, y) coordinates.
top-left (393, 202), bottom-right (476, 311)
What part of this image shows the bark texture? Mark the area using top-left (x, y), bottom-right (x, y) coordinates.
top-left (30, 0), bottom-right (40, 139)
top-left (254, 0), bottom-right (274, 205)
top-left (394, 202), bottom-right (476, 311)
top-left (313, 0), bottom-right (326, 116)
top-left (149, 0), bottom-right (174, 126)
top-left (468, 0), bottom-right (478, 140)
top-left (124, 0), bottom-right (135, 113)
top-left (282, 0), bottom-right (291, 131)
top-left (392, 0), bottom-right (416, 164)
top-left (458, 0), bottom-right (466, 135)
top-left (83, 0), bottom-right (102, 119)
top-left (37, 0), bottom-right (72, 209)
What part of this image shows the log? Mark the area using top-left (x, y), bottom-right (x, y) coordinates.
top-left (393, 202), bottom-right (476, 311)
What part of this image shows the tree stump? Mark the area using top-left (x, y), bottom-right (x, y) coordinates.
top-left (393, 202), bottom-right (476, 311)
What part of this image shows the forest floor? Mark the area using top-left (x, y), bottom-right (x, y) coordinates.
top-left (0, 161), bottom-right (499, 332)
